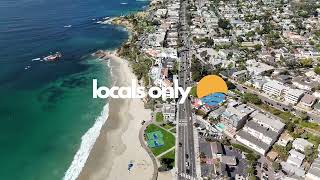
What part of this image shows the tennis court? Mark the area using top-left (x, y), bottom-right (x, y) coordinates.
top-left (147, 131), bottom-right (165, 148)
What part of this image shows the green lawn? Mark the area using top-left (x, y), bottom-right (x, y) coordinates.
top-left (155, 112), bottom-right (164, 122)
top-left (162, 123), bottom-right (175, 130)
top-left (161, 149), bottom-right (175, 159)
top-left (145, 124), bottom-right (175, 156)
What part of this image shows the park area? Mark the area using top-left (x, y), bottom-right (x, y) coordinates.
top-left (145, 124), bottom-right (175, 156)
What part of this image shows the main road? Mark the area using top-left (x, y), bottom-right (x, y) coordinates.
top-left (176, 0), bottom-right (198, 179)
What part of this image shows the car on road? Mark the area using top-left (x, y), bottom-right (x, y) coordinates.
top-left (179, 142), bottom-right (182, 147)
top-left (185, 154), bottom-right (189, 159)
top-left (185, 161), bottom-right (190, 167)
top-left (263, 163), bottom-right (268, 171)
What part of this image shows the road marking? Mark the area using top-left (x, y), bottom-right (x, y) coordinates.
top-left (178, 173), bottom-right (196, 180)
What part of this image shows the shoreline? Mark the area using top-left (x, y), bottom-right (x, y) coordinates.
top-left (77, 53), bottom-right (154, 180)
top-left (66, 1), bottom-right (156, 179)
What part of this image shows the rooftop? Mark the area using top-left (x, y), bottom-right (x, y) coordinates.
top-left (237, 130), bottom-right (270, 151)
top-left (300, 94), bottom-right (317, 105)
top-left (245, 121), bottom-right (279, 140)
top-left (307, 158), bottom-right (320, 179)
top-left (251, 112), bottom-right (285, 132)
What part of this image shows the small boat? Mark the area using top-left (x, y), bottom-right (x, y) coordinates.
top-left (120, 2), bottom-right (128, 5)
top-left (24, 65), bottom-right (31, 70)
top-left (64, 25), bottom-right (72, 28)
top-left (32, 57), bottom-right (41, 61)
top-left (44, 52), bottom-right (62, 61)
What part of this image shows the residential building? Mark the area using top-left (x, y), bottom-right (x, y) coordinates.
top-left (262, 80), bottom-right (287, 98)
top-left (244, 120), bottom-right (279, 144)
top-left (251, 112), bottom-right (285, 134)
top-left (236, 112), bottom-right (284, 155)
top-left (221, 104), bottom-right (255, 130)
top-left (221, 156), bottom-right (237, 166)
top-left (292, 138), bottom-right (314, 152)
top-left (284, 88), bottom-right (305, 105)
top-left (236, 130), bottom-right (270, 155)
top-left (298, 94), bottom-right (317, 110)
top-left (231, 70), bottom-right (249, 82)
top-left (306, 157), bottom-right (320, 180)
top-left (212, 142), bottom-right (224, 157)
top-left (162, 103), bottom-right (176, 123)
top-left (293, 77), bottom-right (319, 91)
top-left (287, 149), bottom-right (305, 167)
top-left (276, 132), bottom-right (294, 147)
top-left (246, 60), bottom-right (274, 76)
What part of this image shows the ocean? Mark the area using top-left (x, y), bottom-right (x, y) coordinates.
top-left (0, 0), bottom-right (148, 179)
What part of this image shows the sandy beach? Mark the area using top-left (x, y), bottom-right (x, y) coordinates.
top-left (78, 53), bottom-right (154, 180)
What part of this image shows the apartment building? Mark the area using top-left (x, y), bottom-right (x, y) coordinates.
top-left (236, 112), bottom-right (284, 155)
top-left (284, 88), bottom-right (305, 105)
top-left (262, 80), bottom-right (287, 97)
top-left (221, 104), bottom-right (255, 130)
top-left (251, 112), bottom-right (285, 134)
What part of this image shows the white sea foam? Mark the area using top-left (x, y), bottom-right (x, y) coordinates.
top-left (63, 103), bottom-right (109, 180)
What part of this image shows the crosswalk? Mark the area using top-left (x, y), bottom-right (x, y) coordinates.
top-left (179, 122), bottom-right (187, 126)
top-left (178, 172), bottom-right (197, 180)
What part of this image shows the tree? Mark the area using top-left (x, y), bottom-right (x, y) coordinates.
top-left (305, 145), bottom-right (314, 162)
top-left (272, 162), bottom-right (281, 171)
top-left (190, 86), bottom-right (197, 97)
top-left (287, 122), bottom-right (296, 132)
top-left (159, 158), bottom-right (174, 170)
top-left (218, 18), bottom-right (231, 29)
top-left (242, 93), bottom-right (261, 105)
top-left (246, 167), bottom-right (255, 176)
top-left (314, 66), bottom-right (320, 75)
top-left (300, 112), bottom-right (308, 121)
top-left (245, 153), bottom-right (259, 164)
top-left (300, 58), bottom-right (313, 68)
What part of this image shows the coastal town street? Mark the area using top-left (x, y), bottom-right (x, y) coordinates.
top-left (112, 0), bottom-right (320, 179)
top-left (176, 50), bottom-right (197, 180)
top-left (176, 0), bottom-right (198, 179)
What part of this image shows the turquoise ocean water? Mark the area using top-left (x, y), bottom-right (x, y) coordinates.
top-left (0, 0), bottom-right (148, 179)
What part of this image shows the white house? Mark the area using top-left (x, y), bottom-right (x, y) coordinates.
top-left (287, 149), bottom-right (305, 167)
top-left (292, 138), bottom-right (314, 152)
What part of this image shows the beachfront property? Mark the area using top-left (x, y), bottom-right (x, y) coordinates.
top-left (162, 103), bottom-right (176, 123)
